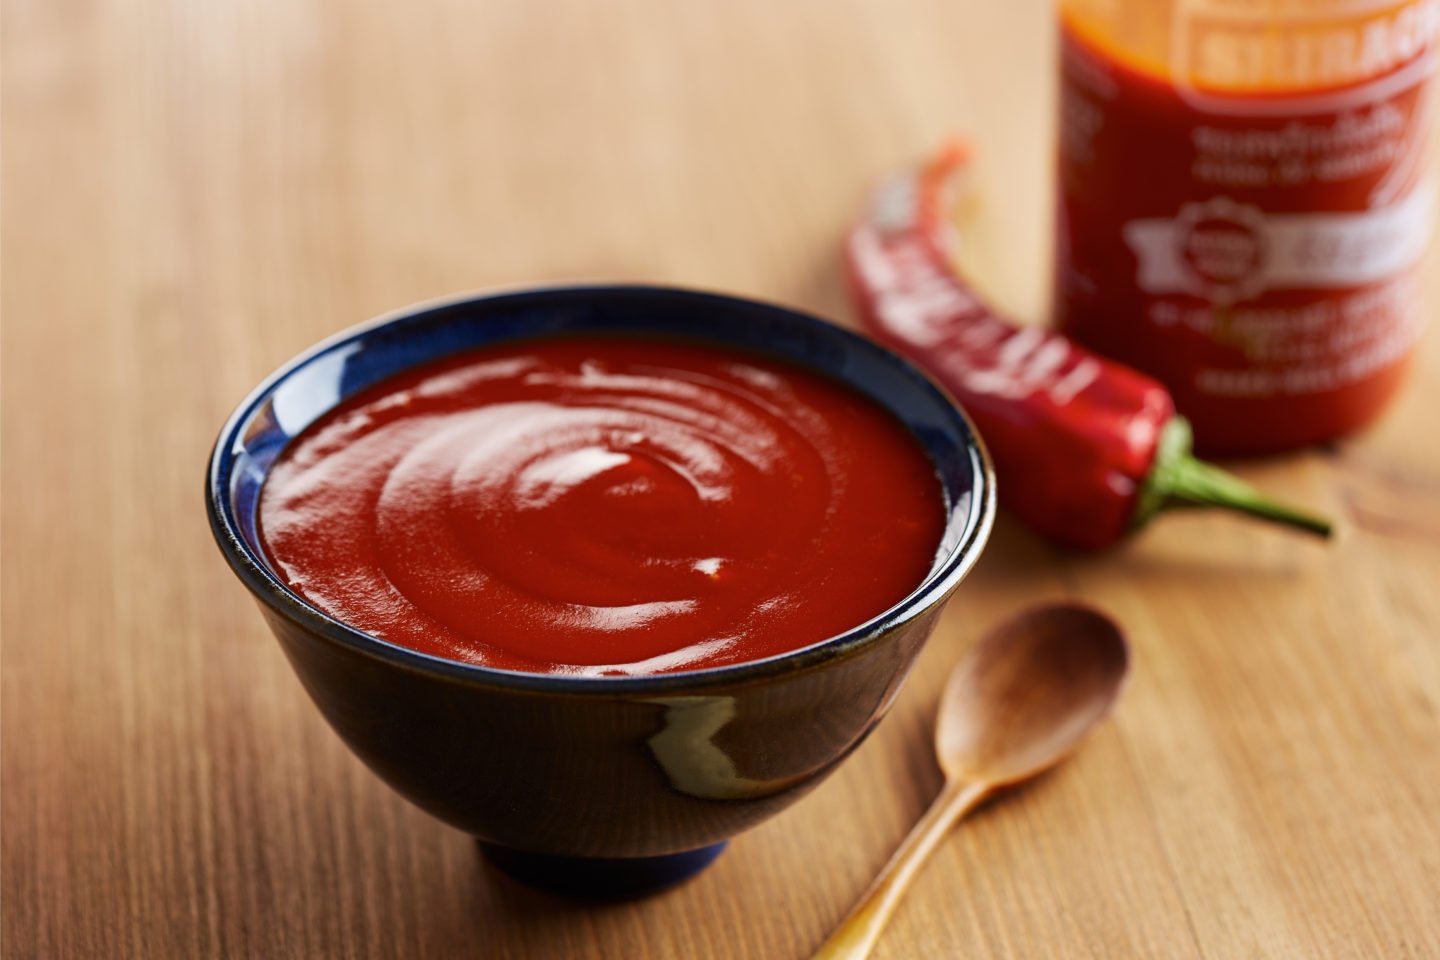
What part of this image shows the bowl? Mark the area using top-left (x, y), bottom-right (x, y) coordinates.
top-left (206, 285), bottom-right (995, 898)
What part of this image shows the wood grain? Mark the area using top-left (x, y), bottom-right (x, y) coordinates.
top-left (3, 0), bottom-right (1438, 957)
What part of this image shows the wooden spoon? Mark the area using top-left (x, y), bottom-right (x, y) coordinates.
top-left (812, 603), bottom-right (1130, 960)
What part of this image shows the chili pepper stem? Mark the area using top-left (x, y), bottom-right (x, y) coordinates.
top-left (1137, 417), bottom-right (1333, 538)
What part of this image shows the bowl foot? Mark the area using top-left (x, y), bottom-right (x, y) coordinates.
top-left (479, 840), bottom-right (728, 900)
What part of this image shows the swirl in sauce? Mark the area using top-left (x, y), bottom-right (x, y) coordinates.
top-left (259, 337), bottom-right (944, 675)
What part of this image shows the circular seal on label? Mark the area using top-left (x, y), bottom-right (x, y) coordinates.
top-left (1174, 196), bottom-right (1268, 305)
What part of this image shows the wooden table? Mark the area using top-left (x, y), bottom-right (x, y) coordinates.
top-left (5, 1), bottom-right (1439, 956)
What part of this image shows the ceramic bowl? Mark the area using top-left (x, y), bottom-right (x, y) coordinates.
top-left (206, 285), bottom-right (994, 898)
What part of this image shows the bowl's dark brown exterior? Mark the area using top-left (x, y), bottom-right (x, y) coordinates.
top-left (207, 286), bottom-right (994, 885)
top-left (260, 602), bottom-right (946, 857)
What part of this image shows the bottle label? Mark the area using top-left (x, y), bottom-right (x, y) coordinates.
top-left (1124, 181), bottom-right (1434, 304)
top-left (1172, 0), bottom-right (1440, 103)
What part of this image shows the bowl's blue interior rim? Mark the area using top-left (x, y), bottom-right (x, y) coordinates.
top-left (206, 284), bottom-right (996, 693)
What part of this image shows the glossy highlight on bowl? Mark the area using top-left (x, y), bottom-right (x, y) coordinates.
top-left (206, 285), bottom-right (995, 898)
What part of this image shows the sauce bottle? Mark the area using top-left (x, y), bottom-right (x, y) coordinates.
top-left (1055, 0), bottom-right (1439, 454)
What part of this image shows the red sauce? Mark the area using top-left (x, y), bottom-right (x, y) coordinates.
top-left (258, 337), bottom-right (944, 676)
top-left (1056, 11), bottom-right (1435, 454)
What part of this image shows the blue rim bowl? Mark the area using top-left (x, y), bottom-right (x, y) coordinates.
top-left (206, 285), bottom-right (995, 898)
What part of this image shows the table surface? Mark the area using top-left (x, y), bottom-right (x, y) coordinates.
top-left (5, 1), bottom-right (1439, 957)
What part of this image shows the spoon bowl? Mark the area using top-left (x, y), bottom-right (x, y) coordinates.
top-left (937, 603), bottom-right (1129, 785)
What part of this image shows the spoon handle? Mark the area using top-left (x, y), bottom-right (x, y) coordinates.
top-left (811, 778), bottom-right (990, 960)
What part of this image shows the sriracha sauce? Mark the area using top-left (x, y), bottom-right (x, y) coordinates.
top-left (258, 337), bottom-right (944, 676)
top-left (1056, 1), bottom-right (1438, 454)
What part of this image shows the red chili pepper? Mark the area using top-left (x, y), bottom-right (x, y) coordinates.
top-left (845, 144), bottom-right (1332, 550)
